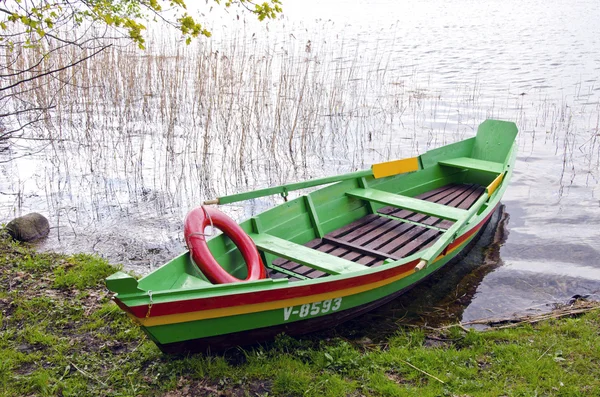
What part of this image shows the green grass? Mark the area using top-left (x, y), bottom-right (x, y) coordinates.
top-left (1, 231), bottom-right (599, 396)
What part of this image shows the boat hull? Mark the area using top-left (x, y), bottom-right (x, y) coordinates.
top-left (136, 206), bottom-right (496, 353)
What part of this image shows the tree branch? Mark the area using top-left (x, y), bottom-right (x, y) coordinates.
top-left (0, 106), bottom-right (55, 118)
top-left (0, 44), bottom-right (110, 92)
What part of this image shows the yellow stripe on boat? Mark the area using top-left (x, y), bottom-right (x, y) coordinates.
top-left (372, 157), bottom-right (420, 179)
top-left (135, 267), bottom-right (418, 327)
top-left (486, 172), bottom-right (504, 196)
top-left (135, 237), bottom-right (474, 328)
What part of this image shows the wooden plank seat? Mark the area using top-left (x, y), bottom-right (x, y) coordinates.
top-left (249, 233), bottom-right (366, 275)
top-left (379, 183), bottom-right (484, 228)
top-left (267, 183), bottom-right (485, 282)
top-left (438, 157), bottom-right (504, 174)
top-left (346, 188), bottom-right (467, 221)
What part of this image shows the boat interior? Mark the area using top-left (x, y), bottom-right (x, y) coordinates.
top-left (131, 121), bottom-right (517, 292)
top-left (267, 182), bottom-right (486, 282)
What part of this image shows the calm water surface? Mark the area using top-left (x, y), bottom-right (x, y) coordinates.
top-left (1, 0), bottom-right (599, 324)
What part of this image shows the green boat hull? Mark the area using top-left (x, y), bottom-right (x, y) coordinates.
top-left (152, 210), bottom-right (495, 354)
top-left (106, 119), bottom-right (518, 353)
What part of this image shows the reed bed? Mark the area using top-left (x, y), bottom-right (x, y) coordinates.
top-left (1, 20), bottom-right (598, 270)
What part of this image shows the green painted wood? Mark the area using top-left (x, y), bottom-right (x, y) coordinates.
top-left (214, 170), bottom-right (373, 205)
top-left (358, 176), bottom-right (376, 214)
top-left (305, 195), bottom-right (324, 238)
top-left (245, 196), bottom-right (315, 243)
top-left (251, 217), bottom-right (264, 233)
top-left (266, 214), bottom-right (314, 241)
top-left (320, 205), bottom-right (370, 236)
top-left (108, 119), bottom-right (519, 351)
top-left (171, 273), bottom-right (213, 289)
top-left (144, 241), bottom-right (473, 343)
top-left (137, 253), bottom-right (192, 291)
top-left (255, 196), bottom-right (307, 231)
top-left (316, 195), bottom-right (366, 223)
top-left (207, 235), bottom-right (248, 278)
top-left (370, 164), bottom-right (463, 200)
top-left (420, 137), bottom-right (475, 169)
top-left (106, 271), bottom-right (140, 294)
top-left (346, 188), bottom-right (467, 221)
top-left (471, 120), bottom-right (518, 164)
top-left (309, 177), bottom-right (362, 207)
top-left (248, 233), bottom-right (367, 274)
top-left (438, 157), bottom-right (504, 174)
top-left (252, 216), bottom-right (280, 268)
top-left (310, 177), bottom-right (371, 235)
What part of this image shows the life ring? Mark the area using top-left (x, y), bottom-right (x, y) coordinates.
top-left (184, 206), bottom-right (266, 284)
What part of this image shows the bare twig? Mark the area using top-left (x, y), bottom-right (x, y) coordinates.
top-left (398, 359), bottom-right (445, 384)
top-left (68, 361), bottom-right (108, 387)
top-left (430, 301), bottom-right (600, 332)
top-left (537, 344), bottom-right (555, 361)
top-left (462, 301), bottom-right (600, 330)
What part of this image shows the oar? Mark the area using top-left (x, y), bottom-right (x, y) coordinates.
top-left (203, 157), bottom-right (420, 205)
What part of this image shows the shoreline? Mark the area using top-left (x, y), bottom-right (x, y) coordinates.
top-left (1, 232), bottom-right (599, 396)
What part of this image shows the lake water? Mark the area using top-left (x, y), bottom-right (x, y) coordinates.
top-left (1, 0), bottom-right (599, 324)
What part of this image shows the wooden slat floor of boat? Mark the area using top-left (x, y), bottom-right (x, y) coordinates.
top-left (268, 183), bottom-right (485, 281)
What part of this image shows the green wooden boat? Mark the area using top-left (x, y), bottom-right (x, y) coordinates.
top-left (106, 119), bottom-right (518, 354)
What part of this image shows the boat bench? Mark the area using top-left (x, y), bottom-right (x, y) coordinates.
top-left (262, 183), bottom-right (490, 282)
top-left (438, 157), bottom-right (504, 174)
top-left (346, 188), bottom-right (467, 221)
top-left (348, 184), bottom-right (491, 265)
top-left (248, 233), bottom-right (367, 275)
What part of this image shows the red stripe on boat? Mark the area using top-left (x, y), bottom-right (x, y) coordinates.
top-left (127, 207), bottom-right (496, 318)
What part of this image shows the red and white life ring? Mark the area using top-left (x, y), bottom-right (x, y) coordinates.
top-left (184, 206), bottom-right (266, 284)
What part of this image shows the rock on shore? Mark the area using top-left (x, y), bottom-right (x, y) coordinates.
top-left (6, 213), bottom-right (50, 242)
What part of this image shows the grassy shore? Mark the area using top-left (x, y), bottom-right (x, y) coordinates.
top-left (1, 232), bottom-right (599, 397)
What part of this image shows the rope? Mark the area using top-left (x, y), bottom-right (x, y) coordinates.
top-left (145, 290), bottom-right (153, 318)
top-left (187, 205), bottom-right (214, 238)
top-left (185, 206), bottom-right (215, 250)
